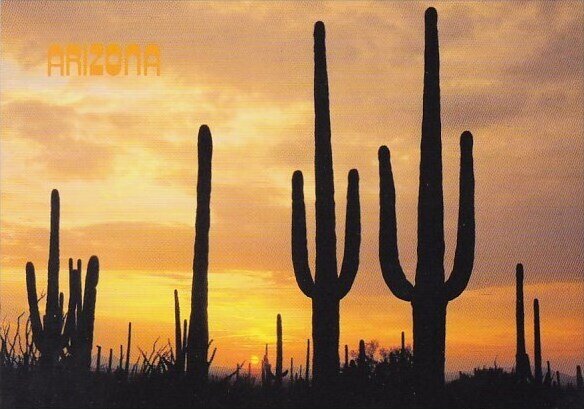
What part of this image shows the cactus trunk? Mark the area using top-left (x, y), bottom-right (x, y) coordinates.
top-left (291, 21), bottom-right (361, 388)
top-left (187, 125), bottom-right (213, 386)
top-left (576, 365), bottom-right (583, 389)
top-left (125, 322), bottom-right (132, 374)
top-left (534, 298), bottom-right (543, 384)
top-left (378, 8), bottom-right (475, 405)
top-left (275, 314), bottom-right (284, 386)
top-left (515, 264), bottom-right (532, 381)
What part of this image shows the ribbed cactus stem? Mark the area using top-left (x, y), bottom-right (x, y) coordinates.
top-left (96, 345), bottom-right (102, 372)
top-left (358, 340), bottom-right (366, 368)
top-left (378, 8), bottom-right (475, 403)
top-left (108, 348), bottom-right (113, 373)
top-left (46, 189), bottom-right (60, 336)
top-left (125, 322), bottom-right (132, 374)
top-left (515, 264), bottom-right (532, 381)
top-left (187, 125), bottom-right (213, 386)
top-left (275, 314), bottom-right (284, 386)
top-left (79, 256), bottom-right (99, 368)
top-left (534, 298), bottom-right (542, 384)
top-left (291, 21), bottom-right (361, 388)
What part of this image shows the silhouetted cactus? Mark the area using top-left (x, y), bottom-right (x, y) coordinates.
top-left (174, 289), bottom-right (184, 372)
top-left (357, 340), bottom-right (366, 369)
top-left (125, 322), bottom-right (132, 374)
top-left (378, 8), bottom-right (475, 402)
top-left (555, 371), bottom-right (561, 388)
top-left (534, 298), bottom-right (542, 384)
top-left (344, 344), bottom-right (349, 369)
top-left (544, 361), bottom-right (552, 387)
top-left (108, 348), bottom-right (113, 373)
top-left (577, 365), bottom-right (583, 390)
top-left (291, 21), bottom-right (361, 387)
top-left (274, 314), bottom-right (288, 386)
top-left (187, 125), bottom-right (213, 386)
top-left (25, 189), bottom-right (100, 370)
top-left (305, 338), bottom-right (310, 382)
top-left (96, 345), bottom-right (102, 372)
top-left (515, 264), bottom-right (532, 382)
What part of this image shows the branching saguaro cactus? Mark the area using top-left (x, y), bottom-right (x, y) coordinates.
top-left (187, 125), bottom-right (213, 386)
top-left (515, 264), bottom-right (532, 382)
top-left (292, 21), bottom-right (361, 387)
top-left (26, 189), bottom-right (100, 369)
top-left (378, 8), bottom-right (475, 402)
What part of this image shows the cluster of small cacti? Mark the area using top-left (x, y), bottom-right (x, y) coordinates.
top-left (25, 189), bottom-right (100, 370)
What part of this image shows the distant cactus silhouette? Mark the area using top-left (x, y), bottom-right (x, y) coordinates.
top-left (96, 345), bottom-right (102, 372)
top-left (125, 322), bottom-right (132, 374)
top-left (377, 7), bottom-right (475, 401)
top-left (291, 21), bottom-right (361, 387)
top-left (534, 298), bottom-right (542, 384)
top-left (274, 314), bottom-right (288, 386)
top-left (544, 361), bottom-right (552, 387)
top-left (515, 264), bottom-right (532, 382)
top-left (26, 189), bottom-right (100, 369)
top-left (577, 365), bottom-right (583, 390)
top-left (108, 348), bottom-right (113, 373)
top-left (174, 289), bottom-right (185, 372)
top-left (187, 125), bottom-right (213, 386)
top-left (305, 338), bottom-right (310, 382)
top-left (357, 340), bottom-right (366, 369)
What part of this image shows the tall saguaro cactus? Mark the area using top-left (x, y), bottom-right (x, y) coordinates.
top-left (291, 21), bottom-right (361, 387)
top-left (515, 264), bottom-right (532, 381)
top-left (534, 298), bottom-right (543, 384)
top-left (187, 125), bottom-right (213, 386)
top-left (26, 189), bottom-right (100, 369)
top-left (378, 8), bottom-right (475, 401)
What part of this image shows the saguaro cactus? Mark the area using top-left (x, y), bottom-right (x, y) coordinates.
top-left (291, 21), bottom-right (361, 387)
top-left (274, 314), bottom-right (288, 386)
top-left (378, 8), bottom-right (475, 401)
top-left (187, 125), bottom-right (213, 386)
top-left (26, 189), bottom-right (100, 369)
top-left (174, 289), bottom-right (184, 372)
top-left (515, 264), bottom-right (532, 381)
top-left (534, 298), bottom-right (542, 384)
top-left (576, 365), bottom-right (583, 390)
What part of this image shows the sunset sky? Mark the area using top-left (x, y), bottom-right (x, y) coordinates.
top-left (1, 1), bottom-right (582, 375)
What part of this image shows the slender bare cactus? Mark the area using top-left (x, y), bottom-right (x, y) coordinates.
top-left (378, 8), bottom-right (475, 403)
top-left (291, 21), bottom-right (361, 387)
top-left (515, 264), bottom-right (532, 381)
top-left (187, 125), bottom-right (213, 386)
top-left (534, 298), bottom-right (543, 384)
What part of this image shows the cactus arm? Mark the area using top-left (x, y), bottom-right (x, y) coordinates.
top-left (445, 131), bottom-right (475, 301)
top-left (64, 258), bottom-right (81, 341)
top-left (292, 171), bottom-right (314, 298)
top-left (378, 146), bottom-right (414, 301)
top-left (337, 169), bottom-right (361, 299)
top-left (25, 262), bottom-right (44, 349)
top-left (80, 256), bottom-right (99, 367)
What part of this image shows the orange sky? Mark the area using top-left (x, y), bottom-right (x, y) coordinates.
top-left (1, 1), bottom-right (582, 375)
